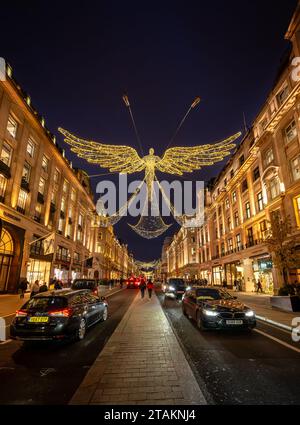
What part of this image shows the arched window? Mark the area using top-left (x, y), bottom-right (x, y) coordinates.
top-left (0, 229), bottom-right (14, 255)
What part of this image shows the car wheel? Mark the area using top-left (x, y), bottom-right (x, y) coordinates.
top-left (76, 318), bottom-right (86, 340)
top-left (101, 307), bottom-right (108, 322)
top-left (196, 312), bottom-right (207, 331)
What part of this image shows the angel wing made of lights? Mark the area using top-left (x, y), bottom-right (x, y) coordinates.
top-left (58, 127), bottom-right (146, 174)
top-left (155, 132), bottom-right (240, 175)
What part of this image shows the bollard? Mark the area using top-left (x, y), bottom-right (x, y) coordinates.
top-left (0, 317), bottom-right (6, 341)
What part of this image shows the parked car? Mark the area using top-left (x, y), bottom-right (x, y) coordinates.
top-left (163, 278), bottom-right (186, 299)
top-left (10, 289), bottom-right (108, 342)
top-left (182, 286), bottom-right (256, 331)
top-left (71, 278), bottom-right (104, 296)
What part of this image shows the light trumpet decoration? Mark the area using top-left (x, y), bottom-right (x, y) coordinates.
top-left (58, 127), bottom-right (241, 238)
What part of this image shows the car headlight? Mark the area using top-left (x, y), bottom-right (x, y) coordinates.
top-left (186, 286), bottom-right (191, 291)
top-left (203, 309), bottom-right (218, 317)
top-left (168, 286), bottom-right (175, 291)
top-left (245, 310), bottom-right (255, 317)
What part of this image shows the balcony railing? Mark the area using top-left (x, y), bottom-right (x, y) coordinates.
top-left (16, 206), bottom-right (25, 215)
top-left (21, 178), bottom-right (30, 192)
top-left (211, 239), bottom-right (265, 260)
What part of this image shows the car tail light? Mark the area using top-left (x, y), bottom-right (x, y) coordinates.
top-left (16, 309), bottom-right (27, 317)
top-left (49, 308), bottom-right (73, 317)
top-left (93, 289), bottom-right (98, 295)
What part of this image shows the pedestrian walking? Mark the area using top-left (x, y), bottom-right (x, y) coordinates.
top-left (256, 279), bottom-right (263, 293)
top-left (140, 278), bottom-right (146, 299)
top-left (222, 279), bottom-right (227, 289)
top-left (18, 279), bottom-right (28, 299)
top-left (147, 279), bottom-right (154, 299)
top-left (30, 280), bottom-right (40, 298)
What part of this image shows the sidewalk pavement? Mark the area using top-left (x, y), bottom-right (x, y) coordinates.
top-left (230, 291), bottom-right (300, 329)
top-left (70, 292), bottom-right (207, 405)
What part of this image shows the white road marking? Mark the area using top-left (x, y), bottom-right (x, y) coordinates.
top-left (256, 315), bottom-right (292, 332)
top-left (254, 328), bottom-right (300, 354)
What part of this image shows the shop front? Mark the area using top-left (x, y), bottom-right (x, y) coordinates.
top-left (224, 261), bottom-right (243, 289)
top-left (212, 265), bottom-right (223, 286)
top-left (252, 256), bottom-right (274, 294)
top-left (0, 219), bottom-right (24, 293)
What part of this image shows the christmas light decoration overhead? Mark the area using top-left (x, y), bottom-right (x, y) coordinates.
top-left (59, 95), bottom-right (241, 239)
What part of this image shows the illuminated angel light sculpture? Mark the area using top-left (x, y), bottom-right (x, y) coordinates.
top-left (58, 128), bottom-right (241, 238)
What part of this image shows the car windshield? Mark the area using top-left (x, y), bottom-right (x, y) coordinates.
top-left (72, 280), bottom-right (95, 289)
top-left (195, 288), bottom-right (233, 300)
top-left (169, 279), bottom-right (185, 287)
top-left (25, 297), bottom-right (67, 312)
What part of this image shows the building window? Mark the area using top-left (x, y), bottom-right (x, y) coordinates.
top-left (0, 142), bottom-right (12, 166)
top-left (34, 204), bottom-right (42, 222)
top-left (191, 247), bottom-right (196, 255)
top-left (277, 86), bottom-right (289, 105)
top-left (232, 191), bottom-right (237, 203)
top-left (42, 155), bottom-right (49, 173)
top-left (17, 189), bottom-right (27, 213)
top-left (285, 119), bottom-right (297, 144)
top-left (71, 188), bottom-right (76, 202)
top-left (22, 162), bottom-right (31, 182)
top-left (38, 177), bottom-right (46, 195)
top-left (264, 148), bottom-right (274, 167)
top-left (236, 233), bottom-right (241, 250)
top-left (221, 243), bottom-right (225, 256)
top-left (291, 156), bottom-right (300, 181)
top-left (260, 117), bottom-right (268, 131)
top-left (61, 197), bottom-right (66, 214)
top-left (257, 191), bottom-right (264, 211)
top-left (245, 202), bottom-right (251, 219)
top-left (260, 220), bottom-right (268, 238)
top-left (67, 223), bottom-right (72, 239)
top-left (230, 169), bottom-right (234, 179)
top-left (227, 216), bottom-right (232, 231)
top-left (27, 138), bottom-right (35, 157)
top-left (234, 211), bottom-right (239, 227)
top-left (7, 115), bottom-right (18, 138)
top-left (54, 169), bottom-right (60, 184)
top-left (242, 179), bottom-right (248, 192)
top-left (225, 198), bottom-right (230, 209)
top-left (253, 166), bottom-right (260, 181)
top-left (58, 217), bottom-right (64, 233)
top-left (247, 227), bottom-right (254, 246)
top-left (228, 238), bottom-right (233, 252)
top-left (63, 180), bottom-right (68, 194)
top-left (239, 155), bottom-right (245, 167)
top-left (270, 178), bottom-right (280, 200)
top-left (0, 175), bottom-right (7, 202)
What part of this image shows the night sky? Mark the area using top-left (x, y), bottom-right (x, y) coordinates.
top-left (1, 0), bottom-right (297, 260)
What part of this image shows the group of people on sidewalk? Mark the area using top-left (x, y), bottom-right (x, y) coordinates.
top-left (139, 277), bottom-right (154, 299)
top-left (17, 278), bottom-right (64, 299)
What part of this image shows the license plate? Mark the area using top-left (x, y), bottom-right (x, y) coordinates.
top-left (177, 291), bottom-right (184, 294)
top-left (226, 320), bottom-right (243, 325)
top-left (29, 317), bottom-right (49, 323)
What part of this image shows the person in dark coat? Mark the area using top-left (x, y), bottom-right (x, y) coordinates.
top-left (256, 280), bottom-right (263, 293)
top-left (54, 280), bottom-right (62, 290)
top-left (147, 279), bottom-right (154, 299)
top-left (39, 283), bottom-right (48, 293)
top-left (140, 277), bottom-right (146, 299)
top-left (18, 279), bottom-right (28, 299)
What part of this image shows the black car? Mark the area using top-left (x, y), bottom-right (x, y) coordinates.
top-left (10, 289), bottom-right (108, 342)
top-left (71, 278), bottom-right (104, 297)
top-left (182, 286), bottom-right (256, 331)
top-left (163, 278), bottom-right (186, 299)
